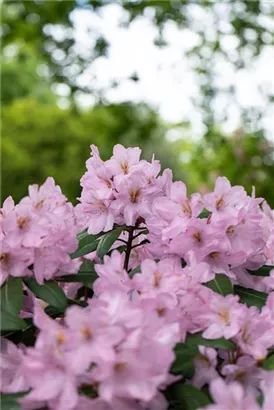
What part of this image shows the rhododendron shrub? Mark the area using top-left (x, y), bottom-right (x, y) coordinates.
top-left (1, 144), bottom-right (274, 410)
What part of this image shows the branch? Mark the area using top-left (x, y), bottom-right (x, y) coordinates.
top-left (123, 226), bottom-right (134, 271)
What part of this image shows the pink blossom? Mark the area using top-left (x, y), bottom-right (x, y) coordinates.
top-left (192, 346), bottom-right (219, 388)
top-left (200, 378), bottom-right (260, 410)
top-left (0, 339), bottom-right (28, 393)
top-left (202, 294), bottom-right (245, 339)
top-left (203, 176), bottom-right (247, 218)
top-left (0, 240), bottom-right (33, 285)
top-left (106, 144), bottom-right (141, 179)
top-left (235, 307), bottom-right (274, 360)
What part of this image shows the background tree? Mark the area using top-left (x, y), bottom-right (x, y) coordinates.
top-left (1, 0), bottom-right (274, 205)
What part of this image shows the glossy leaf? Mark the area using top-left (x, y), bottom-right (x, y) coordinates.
top-left (261, 354), bottom-right (274, 370)
top-left (169, 383), bottom-right (211, 410)
top-left (128, 265), bottom-right (141, 278)
top-left (77, 229), bottom-right (88, 241)
top-left (198, 209), bottom-right (211, 219)
top-left (1, 310), bottom-right (28, 331)
top-left (186, 332), bottom-right (236, 349)
top-left (234, 285), bottom-right (267, 309)
top-left (1, 392), bottom-right (28, 410)
top-left (97, 227), bottom-right (124, 260)
top-left (1, 278), bottom-right (23, 315)
top-left (170, 343), bottom-right (198, 377)
top-left (57, 261), bottom-right (98, 287)
top-left (247, 265), bottom-right (274, 277)
top-left (24, 278), bottom-right (68, 310)
top-left (204, 274), bottom-right (233, 296)
top-left (70, 232), bottom-right (103, 259)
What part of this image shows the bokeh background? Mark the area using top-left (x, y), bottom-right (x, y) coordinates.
top-left (1, 0), bottom-right (274, 205)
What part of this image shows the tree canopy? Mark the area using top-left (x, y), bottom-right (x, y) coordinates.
top-left (1, 0), bottom-right (274, 205)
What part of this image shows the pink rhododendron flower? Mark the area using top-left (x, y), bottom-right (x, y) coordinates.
top-left (200, 378), bottom-right (260, 410)
top-left (202, 294), bottom-right (245, 339)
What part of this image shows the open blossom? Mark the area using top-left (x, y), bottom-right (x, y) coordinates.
top-left (132, 259), bottom-right (183, 299)
top-left (200, 378), bottom-right (260, 410)
top-left (94, 250), bottom-right (132, 294)
top-left (0, 240), bottom-right (33, 285)
top-left (221, 355), bottom-right (263, 395)
top-left (203, 176), bottom-right (247, 218)
top-left (202, 294), bottom-right (245, 339)
top-left (192, 346), bottom-right (219, 388)
top-left (105, 144), bottom-right (142, 179)
top-left (0, 339), bottom-right (28, 393)
top-left (235, 307), bottom-right (274, 360)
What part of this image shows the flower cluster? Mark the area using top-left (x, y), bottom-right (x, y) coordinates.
top-left (1, 294), bottom-right (178, 410)
top-left (76, 144), bottom-right (167, 233)
top-left (0, 177), bottom-right (79, 285)
top-left (1, 144), bottom-right (274, 410)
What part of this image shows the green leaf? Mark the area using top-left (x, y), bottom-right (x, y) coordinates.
top-left (97, 227), bottom-right (124, 260)
top-left (186, 332), bottom-right (236, 349)
top-left (170, 343), bottom-right (198, 378)
top-left (24, 278), bottom-right (68, 310)
top-left (57, 261), bottom-right (98, 288)
top-left (204, 274), bottom-right (233, 296)
top-left (169, 384), bottom-right (211, 410)
top-left (247, 265), bottom-right (274, 277)
top-left (128, 266), bottom-right (141, 278)
top-left (1, 310), bottom-right (28, 331)
top-left (1, 278), bottom-right (23, 315)
top-left (198, 209), bottom-right (211, 219)
top-left (1, 392), bottom-right (28, 410)
top-left (234, 285), bottom-right (267, 309)
top-left (70, 232), bottom-right (103, 259)
top-left (113, 245), bottom-right (127, 253)
top-left (79, 385), bottom-right (97, 398)
top-left (261, 354), bottom-right (274, 370)
top-left (77, 229), bottom-right (88, 241)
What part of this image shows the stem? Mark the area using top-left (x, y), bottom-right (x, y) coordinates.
top-left (123, 226), bottom-right (134, 271)
top-left (131, 239), bottom-right (149, 250)
top-left (133, 229), bottom-right (148, 240)
top-left (117, 239), bottom-right (128, 244)
top-left (84, 286), bottom-right (88, 302)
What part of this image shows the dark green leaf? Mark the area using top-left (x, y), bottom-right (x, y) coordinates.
top-left (1, 392), bottom-right (28, 410)
top-left (170, 343), bottom-right (198, 378)
top-left (247, 265), bottom-right (274, 277)
top-left (97, 227), bottom-right (124, 260)
top-left (79, 385), bottom-right (97, 398)
top-left (68, 298), bottom-right (88, 308)
top-left (1, 278), bottom-right (23, 315)
top-left (77, 229), bottom-right (88, 241)
top-left (234, 285), bottom-right (267, 309)
top-left (204, 274), bottom-right (233, 296)
top-left (198, 209), bottom-right (211, 219)
top-left (186, 332), bottom-right (236, 349)
top-left (45, 305), bottom-right (65, 318)
top-left (57, 261), bottom-right (98, 288)
top-left (1, 310), bottom-right (27, 331)
top-left (257, 393), bottom-right (264, 407)
top-left (113, 245), bottom-right (127, 253)
top-left (186, 333), bottom-right (236, 349)
top-left (24, 278), bottom-right (67, 310)
top-left (169, 384), bottom-right (211, 410)
top-left (261, 354), bottom-right (274, 370)
top-left (70, 232), bottom-right (103, 259)
top-left (128, 266), bottom-right (141, 278)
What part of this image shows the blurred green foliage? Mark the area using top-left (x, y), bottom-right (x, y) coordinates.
top-left (1, 0), bottom-right (274, 205)
top-left (2, 96), bottom-right (185, 203)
